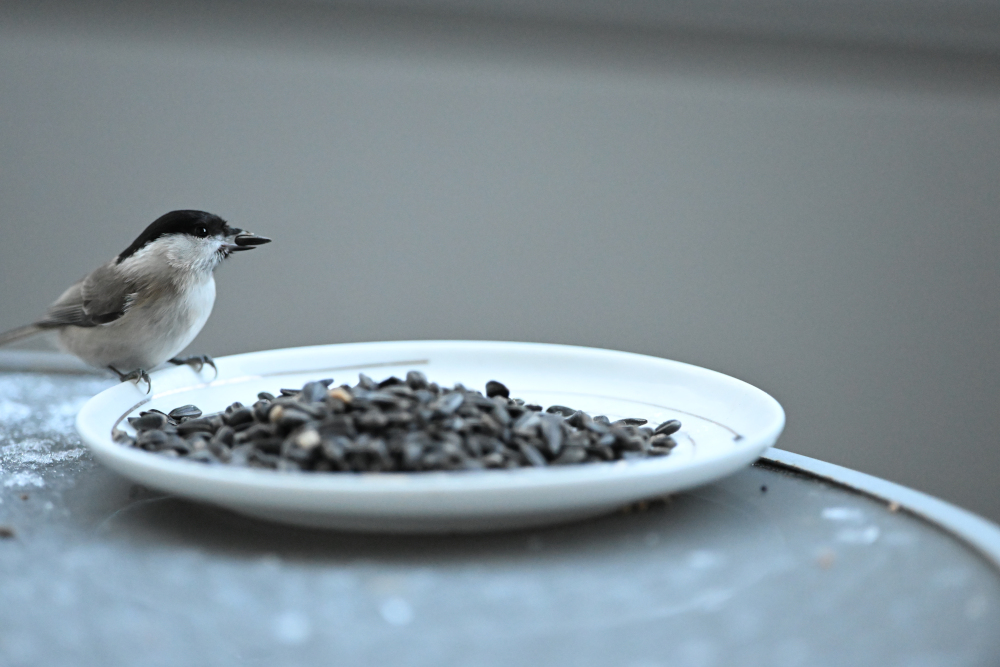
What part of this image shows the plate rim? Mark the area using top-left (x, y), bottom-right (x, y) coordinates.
top-left (75, 340), bottom-right (785, 522)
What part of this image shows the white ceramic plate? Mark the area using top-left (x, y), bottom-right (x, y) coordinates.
top-left (76, 341), bottom-right (785, 533)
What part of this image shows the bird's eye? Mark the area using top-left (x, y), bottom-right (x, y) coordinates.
top-left (196, 226), bottom-right (208, 237)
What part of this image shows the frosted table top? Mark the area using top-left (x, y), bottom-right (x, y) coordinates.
top-left (1, 370), bottom-right (998, 666)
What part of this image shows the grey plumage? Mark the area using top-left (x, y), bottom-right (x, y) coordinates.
top-left (0, 324), bottom-right (42, 347)
top-left (0, 210), bottom-right (270, 386)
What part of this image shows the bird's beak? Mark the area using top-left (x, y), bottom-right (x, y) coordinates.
top-left (224, 232), bottom-right (272, 252)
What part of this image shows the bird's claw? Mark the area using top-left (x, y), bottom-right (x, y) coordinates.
top-left (169, 355), bottom-right (218, 378)
top-left (109, 366), bottom-right (151, 394)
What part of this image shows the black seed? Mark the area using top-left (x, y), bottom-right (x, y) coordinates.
top-left (254, 437), bottom-right (284, 454)
top-left (406, 370), bottom-right (428, 389)
top-left (212, 425), bottom-right (236, 447)
top-left (168, 404), bottom-right (202, 421)
top-left (356, 411), bottom-right (389, 431)
top-left (512, 411), bottom-right (541, 437)
top-left (131, 412), bottom-right (168, 431)
top-left (613, 417), bottom-right (647, 426)
top-left (363, 391), bottom-right (405, 408)
top-left (208, 440), bottom-right (232, 462)
top-left (279, 388), bottom-right (300, 397)
top-left (229, 444), bottom-right (254, 466)
top-left (137, 429), bottom-right (168, 450)
top-left (485, 380), bottom-right (509, 398)
top-left (277, 408), bottom-right (312, 430)
top-left (546, 405), bottom-right (576, 417)
top-left (654, 419), bottom-right (682, 436)
top-left (433, 392), bottom-right (464, 416)
top-left (357, 373), bottom-right (377, 390)
top-left (597, 433), bottom-right (616, 448)
top-left (177, 419), bottom-right (218, 437)
top-left (252, 400), bottom-right (272, 422)
top-left (539, 414), bottom-right (564, 456)
top-left (224, 407), bottom-right (254, 427)
top-left (257, 392), bottom-right (275, 401)
top-left (299, 381), bottom-right (328, 403)
top-left (649, 434), bottom-right (677, 449)
top-left (553, 446), bottom-right (587, 465)
top-left (237, 423), bottom-right (277, 443)
top-left (567, 410), bottom-right (590, 429)
top-left (518, 442), bottom-right (547, 467)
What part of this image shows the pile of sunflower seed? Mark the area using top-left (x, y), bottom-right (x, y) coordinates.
top-left (116, 372), bottom-right (682, 472)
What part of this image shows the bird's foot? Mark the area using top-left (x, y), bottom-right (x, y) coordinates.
top-left (169, 355), bottom-right (218, 378)
top-left (109, 366), bottom-right (151, 394)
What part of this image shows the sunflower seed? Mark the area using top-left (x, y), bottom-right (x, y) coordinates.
top-left (654, 419), bottom-right (682, 436)
top-left (168, 405), bottom-right (202, 421)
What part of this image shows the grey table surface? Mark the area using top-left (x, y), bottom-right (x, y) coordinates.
top-left (1, 368), bottom-right (998, 667)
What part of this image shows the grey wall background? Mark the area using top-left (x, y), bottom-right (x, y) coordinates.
top-left (1, 1), bottom-right (998, 521)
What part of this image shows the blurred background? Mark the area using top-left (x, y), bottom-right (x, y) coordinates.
top-left (1, 1), bottom-right (998, 521)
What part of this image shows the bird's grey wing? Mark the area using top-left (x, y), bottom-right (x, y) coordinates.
top-left (37, 264), bottom-right (136, 328)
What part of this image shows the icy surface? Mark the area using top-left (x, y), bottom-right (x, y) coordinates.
top-left (0, 374), bottom-right (109, 490)
top-left (0, 371), bottom-right (999, 667)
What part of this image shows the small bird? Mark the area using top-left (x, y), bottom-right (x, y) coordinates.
top-left (0, 210), bottom-right (270, 392)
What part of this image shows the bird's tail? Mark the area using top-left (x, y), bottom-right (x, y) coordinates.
top-left (0, 324), bottom-right (43, 348)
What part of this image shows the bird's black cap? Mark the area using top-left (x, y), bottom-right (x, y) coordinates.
top-left (117, 210), bottom-right (238, 263)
